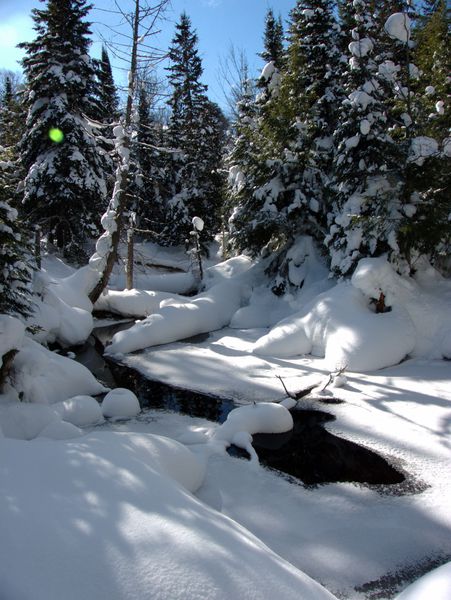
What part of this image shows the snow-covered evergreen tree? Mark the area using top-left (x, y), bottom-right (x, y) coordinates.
top-left (230, 1), bottom-right (342, 292)
top-left (130, 79), bottom-right (167, 235)
top-left (163, 13), bottom-right (226, 245)
top-left (397, 0), bottom-right (451, 264)
top-left (19, 0), bottom-right (108, 261)
top-left (327, 0), bottom-right (404, 276)
top-left (92, 46), bottom-right (120, 124)
top-left (0, 160), bottom-right (34, 318)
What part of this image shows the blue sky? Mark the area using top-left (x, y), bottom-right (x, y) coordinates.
top-left (0, 0), bottom-right (295, 109)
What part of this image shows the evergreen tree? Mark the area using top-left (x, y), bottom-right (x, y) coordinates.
top-left (0, 162), bottom-right (34, 318)
top-left (259, 9), bottom-right (285, 69)
top-left (327, 0), bottom-right (403, 275)
top-left (130, 78), bottom-right (166, 234)
top-left (93, 45), bottom-right (120, 123)
top-left (397, 0), bottom-right (451, 265)
top-left (163, 13), bottom-right (226, 245)
top-left (230, 1), bottom-right (342, 290)
top-left (19, 0), bottom-right (107, 261)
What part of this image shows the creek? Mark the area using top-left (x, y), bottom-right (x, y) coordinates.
top-left (74, 319), bottom-right (406, 489)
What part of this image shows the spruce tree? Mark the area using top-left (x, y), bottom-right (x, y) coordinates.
top-left (327, 0), bottom-right (403, 275)
top-left (232, 2), bottom-right (342, 286)
top-left (0, 161), bottom-right (34, 318)
top-left (398, 0), bottom-right (451, 265)
top-left (93, 46), bottom-right (120, 123)
top-left (19, 0), bottom-right (107, 261)
top-left (163, 13), bottom-right (225, 245)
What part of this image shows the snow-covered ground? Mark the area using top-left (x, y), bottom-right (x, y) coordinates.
top-left (1, 242), bottom-right (451, 599)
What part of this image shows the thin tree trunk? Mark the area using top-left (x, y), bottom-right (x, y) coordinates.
top-left (88, 0), bottom-right (140, 304)
top-left (126, 227), bottom-right (134, 290)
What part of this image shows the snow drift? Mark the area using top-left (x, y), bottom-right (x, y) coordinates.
top-left (106, 282), bottom-right (245, 356)
top-left (0, 431), bottom-right (337, 600)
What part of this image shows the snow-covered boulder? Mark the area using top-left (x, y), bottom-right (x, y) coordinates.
top-left (101, 388), bottom-right (140, 419)
top-left (53, 395), bottom-right (104, 427)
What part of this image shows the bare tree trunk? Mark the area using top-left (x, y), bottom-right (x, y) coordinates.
top-left (88, 0), bottom-right (141, 305)
top-left (126, 227), bottom-right (134, 290)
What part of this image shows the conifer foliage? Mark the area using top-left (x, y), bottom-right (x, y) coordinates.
top-left (19, 0), bottom-right (107, 261)
top-left (163, 13), bottom-right (226, 245)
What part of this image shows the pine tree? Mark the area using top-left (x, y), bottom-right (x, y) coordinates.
top-left (327, 0), bottom-right (403, 275)
top-left (163, 13), bottom-right (226, 245)
top-left (19, 0), bottom-right (108, 261)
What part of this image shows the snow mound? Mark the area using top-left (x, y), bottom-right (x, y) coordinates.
top-left (12, 338), bottom-right (107, 404)
top-left (28, 270), bottom-right (93, 347)
top-left (38, 420), bottom-right (84, 440)
top-left (0, 315), bottom-right (25, 362)
top-left (53, 395), bottom-right (104, 427)
top-left (394, 561), bottom-right (451, 600)
top-left (94, 288), bottom-right (176, 317)
top-left (215, 402), bottom-right (293, 440)
top-left (213, 403), bottom-right (294, 462)
top-left (254, 258), bottom-right (451, 371)
top-left (0, 403), bottom-right (60, 440)
top-left (106, 282), bottom-right (244, 355)
top-left (0, 431), bottom-right (336, 600)
top-left (101, 388), bottom-right (140, 419)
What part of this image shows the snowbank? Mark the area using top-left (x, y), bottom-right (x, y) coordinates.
top-left (94, 288), bottom-right (178, 318)
top-left (0, 315), bottom-right (25, 362)
top-left (28, 270), bottom-right (93, 347)
top-left (253, 258), bottom-right (451, 372)
top-left (53, 395), bottom-right (104, 427)
top-left (394, 561), bottom-right (451, 600)
top-left (0, 431), bottom-right (336, 600)
top-left (106, 282), bottom-right (244, 356)
top-left (10, 338), bottom-right (107, 404)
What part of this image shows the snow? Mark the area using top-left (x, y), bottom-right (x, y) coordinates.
top-left (409, 136), bottom-right (439, 166)
top-left (95, 288), bottom-right (181, 317)
top-left (348, 38), bottom-right (373, 58)
top-left (1, 247), bottom-right (450, 599)
top-left (384, 13), bottom-right (412, 43)
top-left (101, 388), bottom-right (140, 419)
top-left (394, 561), bottom-right (451, 600)
top-left (251, 258), bottom-right (451, 371)
top-left (53, 395), bottom-right (104, 427)
top-left (191, 215), bottom-right (204, 232)
top-left (0, 431), bottom-right (336, 600)
top-left (105, 282), bottom-right (245, 356)
top-left (0, 315), bottom-right (25, 362)
top-left (9, 337), bottom-right (106, 405)
top-left (360, 119), bottom-right (371, 135)
top-left (38, 419), bottom-right (84, 440)
top-left (27, 269), bottom-right (94, 347)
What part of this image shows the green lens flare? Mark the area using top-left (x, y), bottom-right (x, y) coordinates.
top-left (49, 128), bottom-right (64, 143)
